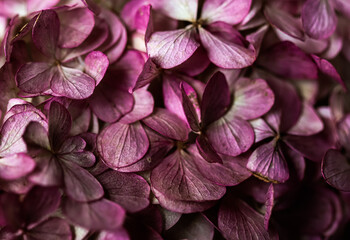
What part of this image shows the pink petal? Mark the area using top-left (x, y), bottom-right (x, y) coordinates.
top-left (151, 148), bottom-right (226, 202)
top-left (201, 71), bottom-right (231, 127)
top-left (264, 184), bottom-right (274, 230)
top-left (58, 7), bottom-right (95, 48)
top-left (206, 115), bottom-right (254, 156)
top-left (27, 0), bottom-right (60, 14)
top-left (120, 89), bottom-right (154, 124)
top-left (174, 47), bottom-right (210, 76)
top-left (229, 78), bottom-right (274, 120)
top-left (246, 141), bottom-right (289, 183)
top-left (97, 170), bottom-right (150, 212)
top-left (192, 144), bottom-right (251, 186)
top-left (180, 82), bottom-right (201, 132)
top-left (201, 0), bottom-right (252, 25)
top-left (250, 118), bottom-right (275, 143)
top-left (97, 122), bottom-right (149, 169)
top-left (322, 149), bottom-right (350, 191)
top-left (32, 10), bottom-right (59, 58)
top-left (158, 0), bottom-right (197, 22)
top-left (143, 108), bottom-right (190, 141)
top-left (63, 198), bottom-right (126, 230)
top-left (62, 161), bottom-right (104, 202)
top-left (51, 66), bottom-right (96, 99)
top-left (134, 58), bottom-right (160, 90)
top-left (0, 153), bottom-right (35, 180)
top-left (337, 114), bottom-right (350, 152)
top-left (195, 134), bottom-right (223, 163)
top-left (85, 51), bottom-right (109, 86)
top-left (258, 41), bottom-right (318, 80)
top-left (302, 0), bottom-right (337, 39)
top-left (199, 27), bottom-right (256, 69)
top-left (147, 28), bottom-right (200, 69)
top-left (27, 217), bottom-right (72, 240)
top-left (218, 197), bottom-right (271, 240)
top-left (287, 102), bottom-right (324, 136)
top-left (264, 5), bottom-right (305, 40)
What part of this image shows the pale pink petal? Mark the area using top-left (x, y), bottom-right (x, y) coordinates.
top-left (0, 153), bottom-right (35, 180)
top-left (85, 51), bottom-right (109, 86)
top-left (158, 0), bottom-right (197, 22)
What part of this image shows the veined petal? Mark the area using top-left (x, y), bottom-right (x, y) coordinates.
top-left (150, 149), bottom-right (226, 202)
top-left (147, 28), bottom-right (200, 69)
top-left (26, 217), bottom-right (71, 240)
top-left (246, 141), bottom-right (289, 183)
top-left (97, 122), bottom-right (149, 169)
top-left (199, 27), bottom-right (256, 69)
top-left (322, 149), bottom-right (350, 191)
top-left (84, 51), bottom-right (109, 86)
top-left (0, 153), bottom-right (35, 180)
top-left (201, 0), bottom-right (252, 25)
top-left (302, 0), bottom-right (337, 39)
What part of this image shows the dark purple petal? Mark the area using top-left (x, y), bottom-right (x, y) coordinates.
top-left (181, 82), bottom-right (201, 132)
top-left (160, 208), bottom-right (182, 231)
top-left (120, 90), bottom-right (154, 124)
top-left (16, 62), bottom-right (53, 95)
top-left (49, 101), bottom-right (71, 152)
top-left (22, 186), bottom-right (61, 225)
top-left (63, 197), bottom-right (125, 230)
top-left (57, 7), bottom-right (95, 48)
top-left (62, 161), bottom-right (104, 202)
top-left (97, 170), bottom-right (150, 212)
top-left (0, 153), bottom-right (35, 180)
top-left (322, 149), bottom-right (350, 191)
top-left (287, 102), bottom-right (324, 136)
top-left (174, 47), bottom-right (210, 76)
top-left (218, 197), bottom-right (271, 240)
top-left (150, 148), bottom-right (226, 202)
top-left (302, 0), bottom-right (337, 39)
top-left (337, 114), bottom-right (350, 152)
top-left (134, 58), bottom-right (160, 90)
top-left (97, 122), bottom-right (149, 169)
top-left (206, 115), bottom-right (254, 156)
top-left (158, 0), bottom-right (197, 21)
top-left (201, 71), bottom-right (230, 127)
top-left (196, 135), bottom-right (222, 163)
top-left (258, 42), bottom-right (318, 80)
top-left (199, 27), bottom-right (256, 69)
top-left (246, 141), bottom-right (289, 183)
top-left (201, 0), bottom-right (251, 25)
top-left (84, 51), bottom-right (109, 85)
top-left (147, 28), bottom-right (200, 69)
top-left (26, 217), bottom-right (71, 240)
top-left (143, 108), bottom-right (189, 141)
top-left (32, 10), bottom-right (59, 58)
top-left (229, 78), bottom-right (274, 120)
top-left (264, 5), bottom-right (305, 40)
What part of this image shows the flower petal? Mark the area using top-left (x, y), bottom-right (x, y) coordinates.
top-left (246, 141), bottom-right (289, 183)
top-left (27, 217), bottom-right (72, 240)
top-left (143, 108), bottom-right (190, 141)
top-left (150, 148), bottom-right (226, 202)
top-left (158, 0), bottom-right (197, 22)
top-left (302, 0), bottom-right (337, 39)
top-left (147, 28), bottom-right (200, 69)
top-left (322, 149), bottom-right (350, 191)
top-left (84, 51), bottom-right (109, 86)
top-left (57, 7), bottom-right (95, 48)
top-left (97, 170), bottom-right (150, 212)
top-left (63, 197), bottom-right (125, 230)
top-left (206, 115), bottom-right (254, 156)
top-left (0, 153), bottom-right (35, 180)
top-left (97, 122), bottom-right (149, 169)
top-left (62, 161), bottom-right (104, 202)
top-left (201, 0), bottom-right (252, 25)
top-left (218, 197), bottom-right (271, 240)
top-left (229, 78), bottom-right (274, 120)
top-left (201, 71), bottom-right (230, 127)
top-left (32, 10), bottom-right (59, 58)
top-left (199, 27), bottom-right (256, 69)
